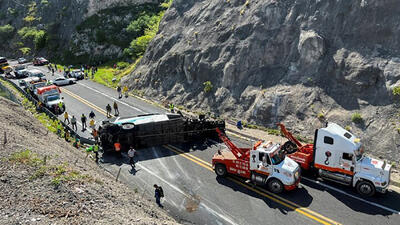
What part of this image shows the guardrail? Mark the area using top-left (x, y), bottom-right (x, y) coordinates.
top-left (0, 76), bottom-right (95, 145)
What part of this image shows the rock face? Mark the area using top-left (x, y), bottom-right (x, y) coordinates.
top-left (0, 0), bottom-right (156, 62)
top-left (124, 0), bottom-right (400, 160)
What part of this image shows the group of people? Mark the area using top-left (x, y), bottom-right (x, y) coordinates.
top-left (117, 85), bottom-right (129, 99)
top-left (106, 101), bottom-right (120, 118)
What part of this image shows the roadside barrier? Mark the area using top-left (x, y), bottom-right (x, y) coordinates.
top-left (0, 76), bottom-right (95, 145)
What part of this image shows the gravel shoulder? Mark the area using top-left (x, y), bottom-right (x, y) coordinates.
top-left (0, 96), bottom-right (179, 225)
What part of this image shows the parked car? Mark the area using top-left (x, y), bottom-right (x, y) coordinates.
top-left (51, 77), bottom-right (76, 86)
top-left (27, 69), bottom-right (46, 81)
top-left (33, 57), bottom-right (49, 66)
top-left (69, 69), bottom-right (84, 80)
top-left (18, 58), bottom-right (28, 64)
top-left (13, 65), bottom-right (28, 78)
top-left (18, 77), bottom-right (41, 89)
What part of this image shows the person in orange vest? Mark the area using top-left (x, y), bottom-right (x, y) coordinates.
top-left (92, 128), bottom-right (99, 143)
top-left (114, 139), bottom-right (122, 157)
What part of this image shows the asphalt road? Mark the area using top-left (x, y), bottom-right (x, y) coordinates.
top-left (5, 61), bottom-right (400, 225)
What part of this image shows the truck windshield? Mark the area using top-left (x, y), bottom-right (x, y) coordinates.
top-left (355, 147), bottom-right (364, 161)
top-left (270, 149), bottom-right (285, 165)
top-left (47, 95), bottom-right (59, 102)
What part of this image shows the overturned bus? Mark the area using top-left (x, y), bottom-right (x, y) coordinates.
top-left (98, 113), bottom-right (225, 152)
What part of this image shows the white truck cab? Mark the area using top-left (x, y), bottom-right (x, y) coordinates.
top-left (314, 123), bottom-right (391, 196)
top-left (249, 141), bottom-right (301, 193)
top-left (36, 85), bottom-right (63, 112)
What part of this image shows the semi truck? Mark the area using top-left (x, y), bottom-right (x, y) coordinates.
top-left (278, 123), bottom-right (391, 196)
top-left (99, 113), bottom-right (225, 152)
top-left (212, 128), bottom-right (301, 194)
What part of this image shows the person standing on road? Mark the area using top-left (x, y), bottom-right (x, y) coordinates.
top-left (123, 86), bottom-right (128, 98)
top-left (71, 115), bottom-right (77, 131)
top-left (117, 86), bottom-right (122, 99)
top-left (51, 67), bottom-right (55, 76)
top-left (128, 146), bottom-right (136, 168)
top-left (89, 110), bottom-right (96, 120)
top-left (81, 113), bottom-right (87, 131)
top-left (92, 128), bottom-right (99, 143)
top-left (113, 101), bottom-right (119, 116)
top-left (153, 184), bottom-right (164, 207)
top-left (64, 111), bottom-right (70, 124)
top-left (106, 104), bottom-right (112, 118)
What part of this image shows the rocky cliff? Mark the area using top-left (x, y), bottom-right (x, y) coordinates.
top-left (124, 0), bottom-right (400, 160)
top-left (0, 0), bottom-right (158, 63)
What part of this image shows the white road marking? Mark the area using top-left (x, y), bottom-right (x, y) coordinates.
top-left (151, 147), bottom-right (176, 179)
top-left (77, 82), bottom-right (146, 113)
top-left (137, 163), bottom-right (238, 225)
top-left (302, 177), bottom-right (400, 215)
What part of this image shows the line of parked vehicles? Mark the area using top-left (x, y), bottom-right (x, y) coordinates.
top-left (1, 56), bottom-right (85, 114)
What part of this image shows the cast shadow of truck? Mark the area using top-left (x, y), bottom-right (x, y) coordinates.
top-left (300, 174), bottom-right (400, 216)
top-left (215, 176), bottom-right (313, 215)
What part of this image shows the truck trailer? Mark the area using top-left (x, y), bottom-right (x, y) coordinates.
top-left (98, 113), bottom-right (225, 152)
top-left (212, 128), bottom-right (301, 194)
top-left (278, 123), bottom-right (391, 196)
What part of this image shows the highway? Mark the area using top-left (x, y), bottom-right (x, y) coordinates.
top-left (6, 61), bottom-right (400, 225)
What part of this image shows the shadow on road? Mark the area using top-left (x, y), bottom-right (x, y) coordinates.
top-left (300, 175), bottom-right (399, 216)
top-left (216, 176), bottom-right (313, 214)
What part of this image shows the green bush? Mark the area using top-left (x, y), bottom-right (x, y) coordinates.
top-left (19, 47), bottom-right (31, 55)
top-left (117, 62), bottom-right (129, 69)
top-left (9, 150), bottom-right (43, 166)
top-left (203, 81), bottom-right (213, 93)
top-left (0, 24), bottom-right (14, 38)
top-left (351, 113), bottom-right (363, 124)
top-left (18, 27), bottom-right (47, 49)
top-left (128, 35), bottom-right (153, 57)
top-left (393, 86), bottom-right (400, 96)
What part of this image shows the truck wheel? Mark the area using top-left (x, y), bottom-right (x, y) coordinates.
top-left (268, 179), bottom-right (284, 194)
top-left (356, 180), bottom-right (375, 197)
top-left (215, 164), bottom-right (227, 177)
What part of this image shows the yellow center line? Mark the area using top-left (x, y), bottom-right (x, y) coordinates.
top-left (60, 86), bottom-right (341, 225)
top-left (166, 145), bottom-right (341, 225)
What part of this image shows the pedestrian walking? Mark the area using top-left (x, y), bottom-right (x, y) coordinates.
top-left (81, 113), bottom-right (87, 131)
top-left (153, 184), bottom-right (164, 207)
top-left (55, 64), bottom-right (58, 71)
top-left (128, 146), bottom-right (136, 168)
top-left (114, 139), bottom-right (122, 158)
top-left (64, 111), bottom-right (70, 124)
top-left (117, 86), bottom-right (122, 98)
top-left (123, 86), bottom-right (128, 98)
top-left (89, 110), bottom-right (96, 119)
top-left (106, 104), bottom-right (112, 118)
top-left (71, 115), bottom-right (77, 131)
top-left (51, 68), bottom-right (55, 76)
top-left (113, 101), bottom-right (119, 116)
top-left (169, 103), bottom-right (174, 113)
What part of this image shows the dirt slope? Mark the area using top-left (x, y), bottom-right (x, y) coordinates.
top-left (0, 96), bottom-right (179, 225)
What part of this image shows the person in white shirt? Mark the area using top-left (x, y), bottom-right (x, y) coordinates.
top-left (128, 146), bottom-right (136, 168)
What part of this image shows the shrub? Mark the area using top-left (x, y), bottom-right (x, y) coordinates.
top-left (18, 27), bottom-right (47, 49)
top-left (9, 150), bottom-right (43, 166)
top-left (117, 61), bottom-right (129, 69)
top-left (351, 113), bottom-right (363, 124)
top-left (19, 47), bottom-right (31, 55)
top-left (393, 86), bottom-right (400, 96)
top-left (203, 81), bottom-right (213, 93)
top-left (345, 125), bottom-right (352, 131)
top-left (0, 24), bottom-right (14, 38)
top-left (317, 112), bottom-right (325, 119)
top-left (128, 34), bottom-right (153, 57)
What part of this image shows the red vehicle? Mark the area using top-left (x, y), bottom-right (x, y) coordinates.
top-left (278, 123), bottom-right (391, 196)
top-left (33, 57), bottom-right (49, 66)
top-left (212, 128), bottom-right (300, 194)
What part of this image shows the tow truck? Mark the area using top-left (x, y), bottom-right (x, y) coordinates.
top-left (212, 128), bottom-right (301, 194)
top-left (278, 122), bottom-right (391, 196)
top-left (99, 113), bottom-right (225, 152)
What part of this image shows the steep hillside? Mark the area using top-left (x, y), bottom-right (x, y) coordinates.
top-left (0, 95), bottom-right (178, 224)
top-left (123, 0), bottom-right (400, 160)
top-left (0, 0), bottom-right (164, 64)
